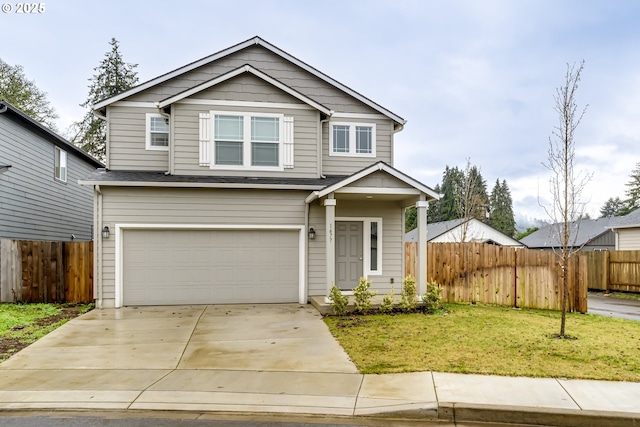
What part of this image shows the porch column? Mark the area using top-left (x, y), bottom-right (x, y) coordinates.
top-left (416, 199), bottom-right (428, 296)
top-left (324, 196), bottom-right (337, 298)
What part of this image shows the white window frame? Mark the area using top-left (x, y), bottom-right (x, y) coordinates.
top-left (329, 122), bottom-right (376, 157)
top-left (54, 146), bottom-right (67, 183)
top-left (145, 113), bottom-right (170, 151)
top-left (335, 216), bottom-right (383, 276)
top-left (209, 111), bottom-right (284, 171)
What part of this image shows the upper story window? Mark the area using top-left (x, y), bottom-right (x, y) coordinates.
top-left (146, 113), bottom-right (169, 151)
top-left (211, 111), bottom-right (283, 170)
top-left (329, 122), bottom-right (376, 157)
top-left (54, 147), bottom-right (67, 183)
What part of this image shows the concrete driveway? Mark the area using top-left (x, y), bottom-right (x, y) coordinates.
top-left (1, 304), bottom-right (357, 372)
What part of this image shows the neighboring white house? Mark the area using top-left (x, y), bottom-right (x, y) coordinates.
top-left (608, 208), bottom-right (640, 250)
top-left (405, 217), bottom-right (523, 247)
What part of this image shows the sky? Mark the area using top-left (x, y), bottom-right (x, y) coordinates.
top-left (2, 0), bottom-right (640, 229)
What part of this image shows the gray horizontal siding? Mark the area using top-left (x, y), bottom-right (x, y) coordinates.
top-left (127, 45), bottom-right (381, 115)
top-left (348, 170), bottom-right (410, 188)
top-left (0, 114), bottom-right (95, 241)
top-left (99, 187), bottom-right (307, 302)
top-left (322, 119), bottom-right (394, 176)
top-left (191, 73), bottom-right (305, 104)
top-left (308, 199), bottom-right (403, 296)
top-left (107, 105), bottom-right (168, 171)
top-left (173, 102), bottom-right (320, 178)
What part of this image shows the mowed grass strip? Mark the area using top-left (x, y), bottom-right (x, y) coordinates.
top-left (0, 303), bottom-right (93, 361)
top-left (324, 303), bottom-right (640, 381)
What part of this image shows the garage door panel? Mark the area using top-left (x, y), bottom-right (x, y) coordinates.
top-left (123, 229), bottom-right (299, 305)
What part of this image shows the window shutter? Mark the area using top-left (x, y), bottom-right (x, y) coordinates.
top-left (283, 116), bottom-right (294, 169)
top-left (199, 113), bottom-right (211, 166)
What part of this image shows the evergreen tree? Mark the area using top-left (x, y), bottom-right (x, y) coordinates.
top-left (0, 59), bottom-right (58, 128)
top-left (624, 162), bottom-right (640, 213)
top-left (405, 206), bottom-right (416, 232)
top-left (489, 179), bottom-right (516, 236)
top-left (439, 166), bottom-right (464, 221)
top-left (427, 183), bottom-right (442, 223)
top-left (464, 165), bottom-right (489, 221)
top-left (599, 197), bottom-right (626, 217)
top-left (72, 38), bottom-right (138, 161)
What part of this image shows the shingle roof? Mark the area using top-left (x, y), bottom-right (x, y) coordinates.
top-left (405, 218), bottom-right (469, 242)
top-left (520, 217), bottom-right (618, 248)
top-left (80, 169), bottom-right (347, 189)
top-left (0, 100), bottom-right (103, 168)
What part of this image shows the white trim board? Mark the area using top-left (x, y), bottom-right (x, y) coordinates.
top-left (114, 224), bottom-right (306, 308)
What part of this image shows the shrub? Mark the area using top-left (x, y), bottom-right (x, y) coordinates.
top-left (422, 281), bottom-right (443, 313)
top-left (379, 286), bottom-right (394, 314)
top-left (400, 276), bottom-right (417, 312)
top-left (353, 277), bottom-right (377, 314)
top-left (329, 284), bottom-right (349, 316)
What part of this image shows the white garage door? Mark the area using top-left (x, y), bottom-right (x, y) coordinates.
top-left (122, 229), bottom-right (299, 305)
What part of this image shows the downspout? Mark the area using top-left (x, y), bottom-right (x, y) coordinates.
top-left (95, 185), bottom-right (103, 309)
top-left (318, 115), bottom-right (331, 179)
top-left (155, 103), bottom-right (172, 175)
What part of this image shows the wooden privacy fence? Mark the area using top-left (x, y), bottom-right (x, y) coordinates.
top-left (406, 242), bottom-right (588, 312)
top-left (0, 239), bottom-right (93, 303)
top-left (581, 250), bottom-right (640, 293)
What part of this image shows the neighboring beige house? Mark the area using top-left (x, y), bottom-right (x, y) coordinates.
top-left (608, 208), bottom-right (640, 250)
top-left (80, 37), bottom-right (438, 308)
top-left (405, 217), bottom-right (523, 246)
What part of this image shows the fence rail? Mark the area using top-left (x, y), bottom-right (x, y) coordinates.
top-left (580, 250), bottom-right (640, 292)
top-left (406, 242), bottom-right (588, 312)
top-left (0, 239), bottom-right (93, 303)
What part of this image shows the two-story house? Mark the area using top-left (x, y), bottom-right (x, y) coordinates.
top-left (0, 100), bottom-right (103, 241)
top-left (81, 37), bottom-right (438, 309)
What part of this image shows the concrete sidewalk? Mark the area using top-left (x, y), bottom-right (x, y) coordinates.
top-left (0, 305), bottom-right (638, 426)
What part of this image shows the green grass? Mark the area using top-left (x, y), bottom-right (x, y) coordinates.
top-left (324, 303), bottom-right (640, 381)
top-left (0, 303), bottom-right (94, 361)
top-left (609, 292), bottom-right (640, 301)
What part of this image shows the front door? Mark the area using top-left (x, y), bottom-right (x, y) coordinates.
top-left (336, 221), bottom-right (363, 290)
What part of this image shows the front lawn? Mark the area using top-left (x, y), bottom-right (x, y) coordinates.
top-left (324, 303), bottom-right (640, 381)
top-left (0, 303), bottom-right (93, 361)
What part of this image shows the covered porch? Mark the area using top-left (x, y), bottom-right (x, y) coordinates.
top-left (305, 162), bottom-right (438, 302)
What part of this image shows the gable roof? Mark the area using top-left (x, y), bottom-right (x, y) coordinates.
top-left (305, 161), bottom-right (440, 204)
top-left (520, 217), bottom-right (617, 248)
top-left (157, 64), bottom-right (332, 115)
top-left (405, 217), bottom-right (523, 246)
top-left (0, 100), bottom-right (103, 168)
top-left (607, 208), bottom-right (640, 230)
top-left (93, 36), bottom-right (405, 126)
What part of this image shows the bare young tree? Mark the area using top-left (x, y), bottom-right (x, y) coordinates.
top-left (542, 61), bottom-right (592, 338)
top-left (456, 159), bottom-right (488, 241)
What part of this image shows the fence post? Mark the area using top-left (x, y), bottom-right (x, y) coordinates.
top-left (604, 250), bottom-right (610, 294)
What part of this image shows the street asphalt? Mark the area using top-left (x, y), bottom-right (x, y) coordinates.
top-left (588, 293), bottom-right (640, 321)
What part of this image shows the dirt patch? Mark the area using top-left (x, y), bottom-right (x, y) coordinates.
top-left (0, 305), bottom-right (87, 360)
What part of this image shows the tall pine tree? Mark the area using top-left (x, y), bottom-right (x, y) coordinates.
top-left (489, 179), bottom-right (516, 236)
top-left (72, 38), bottom-right (138, 161)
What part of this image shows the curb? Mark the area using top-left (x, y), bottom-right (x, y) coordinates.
top-left (436, 403), bottom-right (640, 427)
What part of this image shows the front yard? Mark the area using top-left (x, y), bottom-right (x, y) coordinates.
top-left (324, 303), bottom-right (640, 381)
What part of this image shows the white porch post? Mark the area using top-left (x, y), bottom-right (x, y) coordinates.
top-left (324, 196), bottom-right (337, 297)
top-left (416, 199), bottom-right (428, 296)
